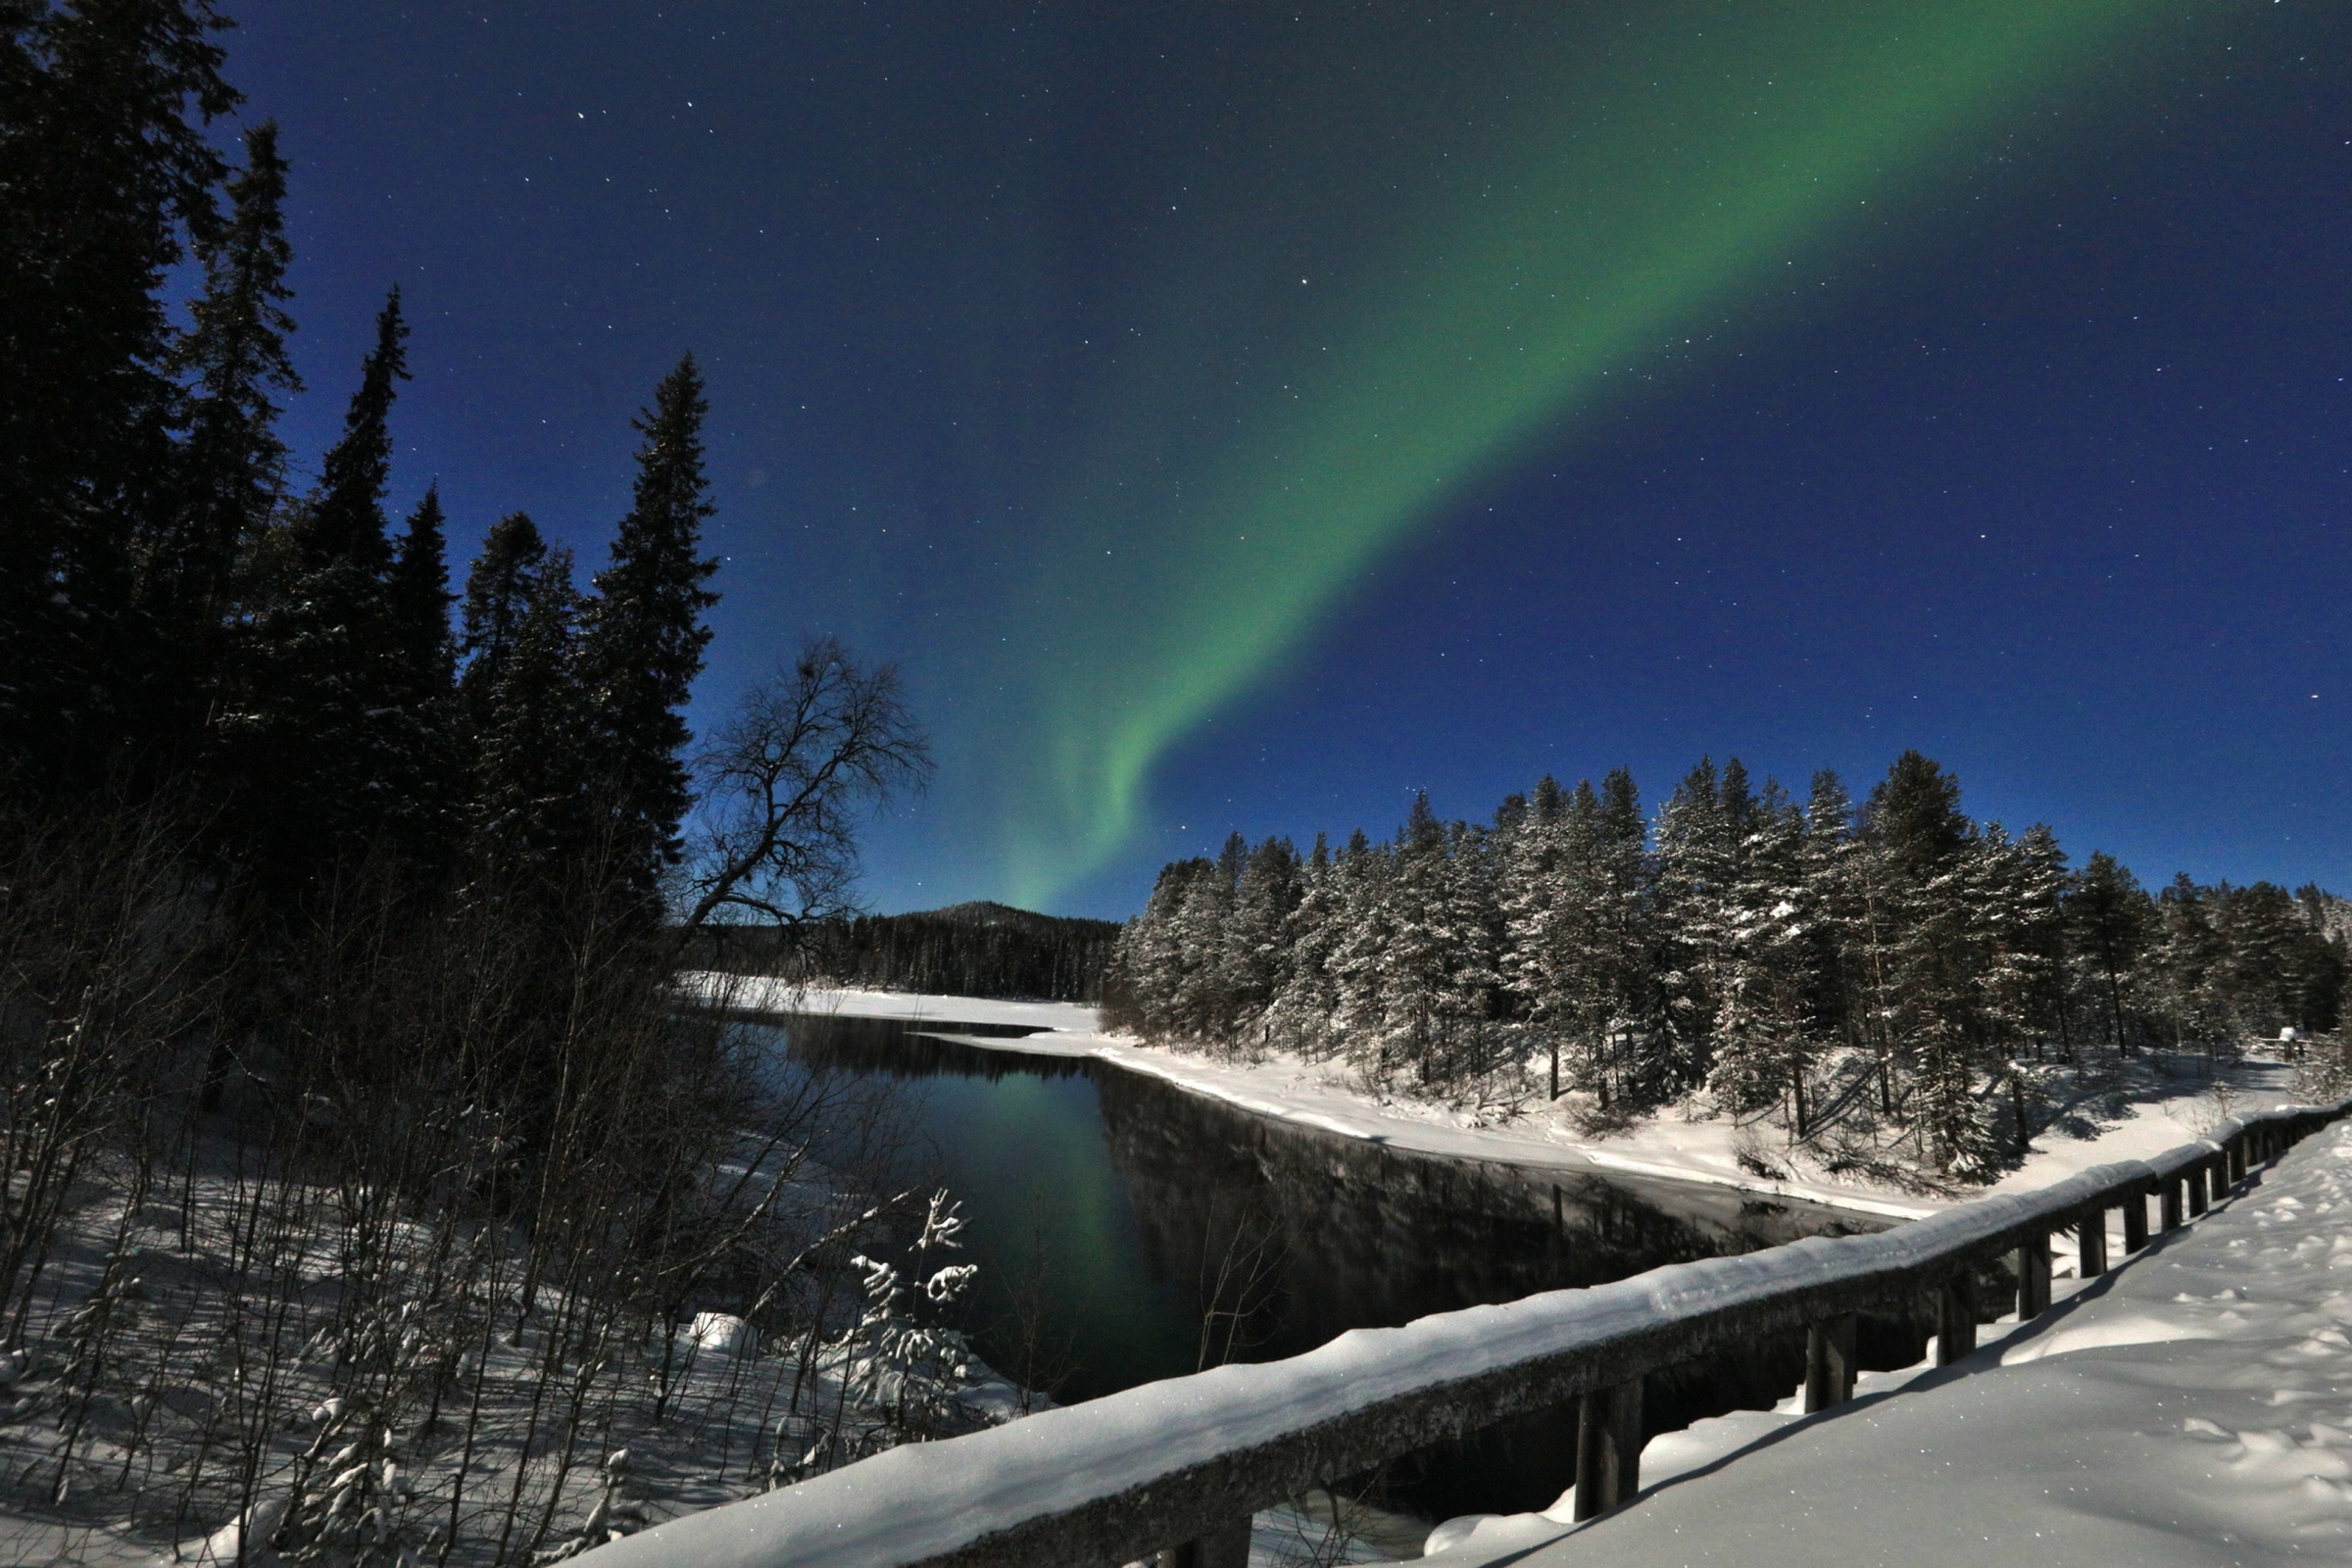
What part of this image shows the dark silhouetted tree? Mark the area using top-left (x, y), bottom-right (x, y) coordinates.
top-left (0, 0), bottom-right (236, 792)
top-left (582, 354), bottom-right (720, 906)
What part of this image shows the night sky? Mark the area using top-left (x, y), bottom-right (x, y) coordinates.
top-left (220, 2), bottom-right (2349, 917)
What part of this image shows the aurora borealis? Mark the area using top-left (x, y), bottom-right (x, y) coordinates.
top-left (999, 1), bottom-right (2149, 903)
top-left (227, 2), bottom-right (2352, 913)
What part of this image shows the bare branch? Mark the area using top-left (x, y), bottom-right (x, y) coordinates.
top-left (680, 636), bottom-right (932, 939)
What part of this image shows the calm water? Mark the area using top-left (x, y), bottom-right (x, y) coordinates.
top-left (762, 1013), bottom-right (1894, 1519)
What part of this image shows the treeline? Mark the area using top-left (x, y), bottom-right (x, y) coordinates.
top-left (0, 5), bottom-right (934, 1557)
top-left (693, 903), bottom-right (1121, 1002)
top-left (1106, 753), bottom-right (2346, 1178)
top-left (4, 7), bottom-right (718, 910)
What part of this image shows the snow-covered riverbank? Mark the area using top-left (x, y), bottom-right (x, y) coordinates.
top-left (702, 977), bottom-right (2303, 1223)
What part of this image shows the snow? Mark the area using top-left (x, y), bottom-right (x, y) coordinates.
top-left (701, 977), bottom-right (2302, 1222)
top-left (0, 1104), bottom-right (1036, 1568)
top-left (576, 1102), bottom-right (2326, 1568)
top-left (687, 1312), bottom-right (759, 1358)
top-left (1418, 1118), bottom-right (2352, 1567)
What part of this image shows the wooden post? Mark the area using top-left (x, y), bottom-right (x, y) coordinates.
top-left (1936, 1276), bottom-right (1976, 1366)
top-left (2123, 1187), bottom-right (2149, 1252)
top-left (1573, 1378), bottom-right (1643, 1520)
top-left (2016, 1232), bottom-right (2051, 1320)
top-left (1804, 1313), bottom-right (1858, 1413)
top-left (1155, 1518), bottom-right (1252, 1568)
top-left (2078, 1212), bottom-right (2108, 1279)
top-left (2228, 1139), bottom-right (2246, 1185)
top-left (2187, 1164), bottom-right (2209, 1217)
top-left (2161, 1175), bottom-right (2183, 1231)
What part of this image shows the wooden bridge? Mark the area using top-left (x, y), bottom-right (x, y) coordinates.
top-left (577, 1099), bottom-right (2349, 1568)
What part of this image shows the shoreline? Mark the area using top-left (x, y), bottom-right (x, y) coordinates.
top-left (692, 975), bottom-right (2300, 1225)
top-left (914, 1025), bottom-right (1941, 1221)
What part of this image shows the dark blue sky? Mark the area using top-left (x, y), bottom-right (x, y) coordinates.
top-left (223, 2), bottom-right (2349, 916)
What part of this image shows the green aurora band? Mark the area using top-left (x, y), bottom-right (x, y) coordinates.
top-left (992, 1), bottom-right (2158, 906)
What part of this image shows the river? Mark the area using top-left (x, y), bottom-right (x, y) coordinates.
top-left (761, 1011), bottom-right (1900, 1526)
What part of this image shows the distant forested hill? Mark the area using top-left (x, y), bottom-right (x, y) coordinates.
top-left (689, 902), bottom-right (1122, 1002)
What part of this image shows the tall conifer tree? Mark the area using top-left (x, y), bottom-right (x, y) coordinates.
top-left (458, 511), bottom-right (550, 734)
top-left (302, 287), bottom-right (407, 570)
top-left (583, 354), bottom-right (720, 902)
top-left (387, 482), bottom-right (459, 864)
top-left (389, 484), bottom-right (454, 690)
top-left (0, 0), bottom-right (236, 789)
top-left (223, 290), bottom-right (422, 884)
top-left (469, 545), bottom-right (590, 876)
top-left (157, 119), bottom-right (298, 653)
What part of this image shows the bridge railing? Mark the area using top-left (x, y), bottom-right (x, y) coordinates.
top-left (578, 1097), bottom-right (2352, 1568)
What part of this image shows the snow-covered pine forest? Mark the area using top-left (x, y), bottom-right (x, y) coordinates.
top-left (1105, 752), bottom-right (2349, 1182)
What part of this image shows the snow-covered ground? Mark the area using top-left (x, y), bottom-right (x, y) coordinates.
top-left (0, 1115), bottom-right (1032, 1568)
top-left (1417, 1114), bottom-right (2352, 1567)
top-left (706, 978), bottom-right (2299, 1222)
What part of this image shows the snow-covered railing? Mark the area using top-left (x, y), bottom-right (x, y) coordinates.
top-left (577, 1098), bottom-right (2352, 1568)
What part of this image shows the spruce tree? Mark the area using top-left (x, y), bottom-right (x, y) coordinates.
top-left (1218, 837), bottom-right (1301, 1042)
top-left (1797, 770), bottom-right (1858, 1074)
top-left (156, 120), bottom-right (298, 639)
top-left (1588, 769), bottom-right (1653, 1103)
top-left (387, 483), bottom-right (459, 866)
top-left (2151, 874), bottom-right (2228, 1047)
top-left (1861, 753), bottom-right (1990, 1173)
top-left (1865, 750), bottom-right (1970, 879)
top-left (1498, 777), bottom-right (1568, 1094)
top-left (582, 354), bottom-right (720, 903)
top-left (1707, 780), bottom-right (1810, 1123)
top-left (1654, 758), bottom-right (1731, 1088)
top-left (468, 545), bottom-right (591, 877)
top-left (1380, 794), bottom-right (1453, 1080)
top-left (2065, 852), bottom-right (2148, 1055)
top-left (458, 511), bottom-right (550, 734)
top-left (221, 290), bottom-right (422, 885)
top-left (389, 485), bottom-right (453, 687)
top-left (0, 0), bottom-right (236, 790)
top-left (302, 286), bottom-right (407, 571)
top-left (1328, 830), bottom-right (1396, 1072)
top-left (1431, 819), bottom-right (1503, 1079)
top-left (136, 119), bottom-right (299, 766)
top-left (1267, 834), bottom-right (1343, 1053)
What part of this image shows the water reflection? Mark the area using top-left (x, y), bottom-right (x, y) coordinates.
top-left (760, 1013), bottom-right (1891, 1522)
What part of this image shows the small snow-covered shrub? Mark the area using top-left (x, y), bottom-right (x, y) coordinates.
top-left (1729, 1123), bottom-right (1789, 1181)
top-left (836, 1191), bottom-right (980, 1445)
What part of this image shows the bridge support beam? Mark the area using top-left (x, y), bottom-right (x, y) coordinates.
top-left (1573, 1378), bottom-right (1643, 1520)
top-left (2016, 1233), bottom-right (2051, 1320)
top-left (2078, 1213), bottom-right (2107, 1280)
top-left (1804, 1314), bottom-right (1858, 1413)
top-left (1935, 1276), bottom-right (1977, 1366)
